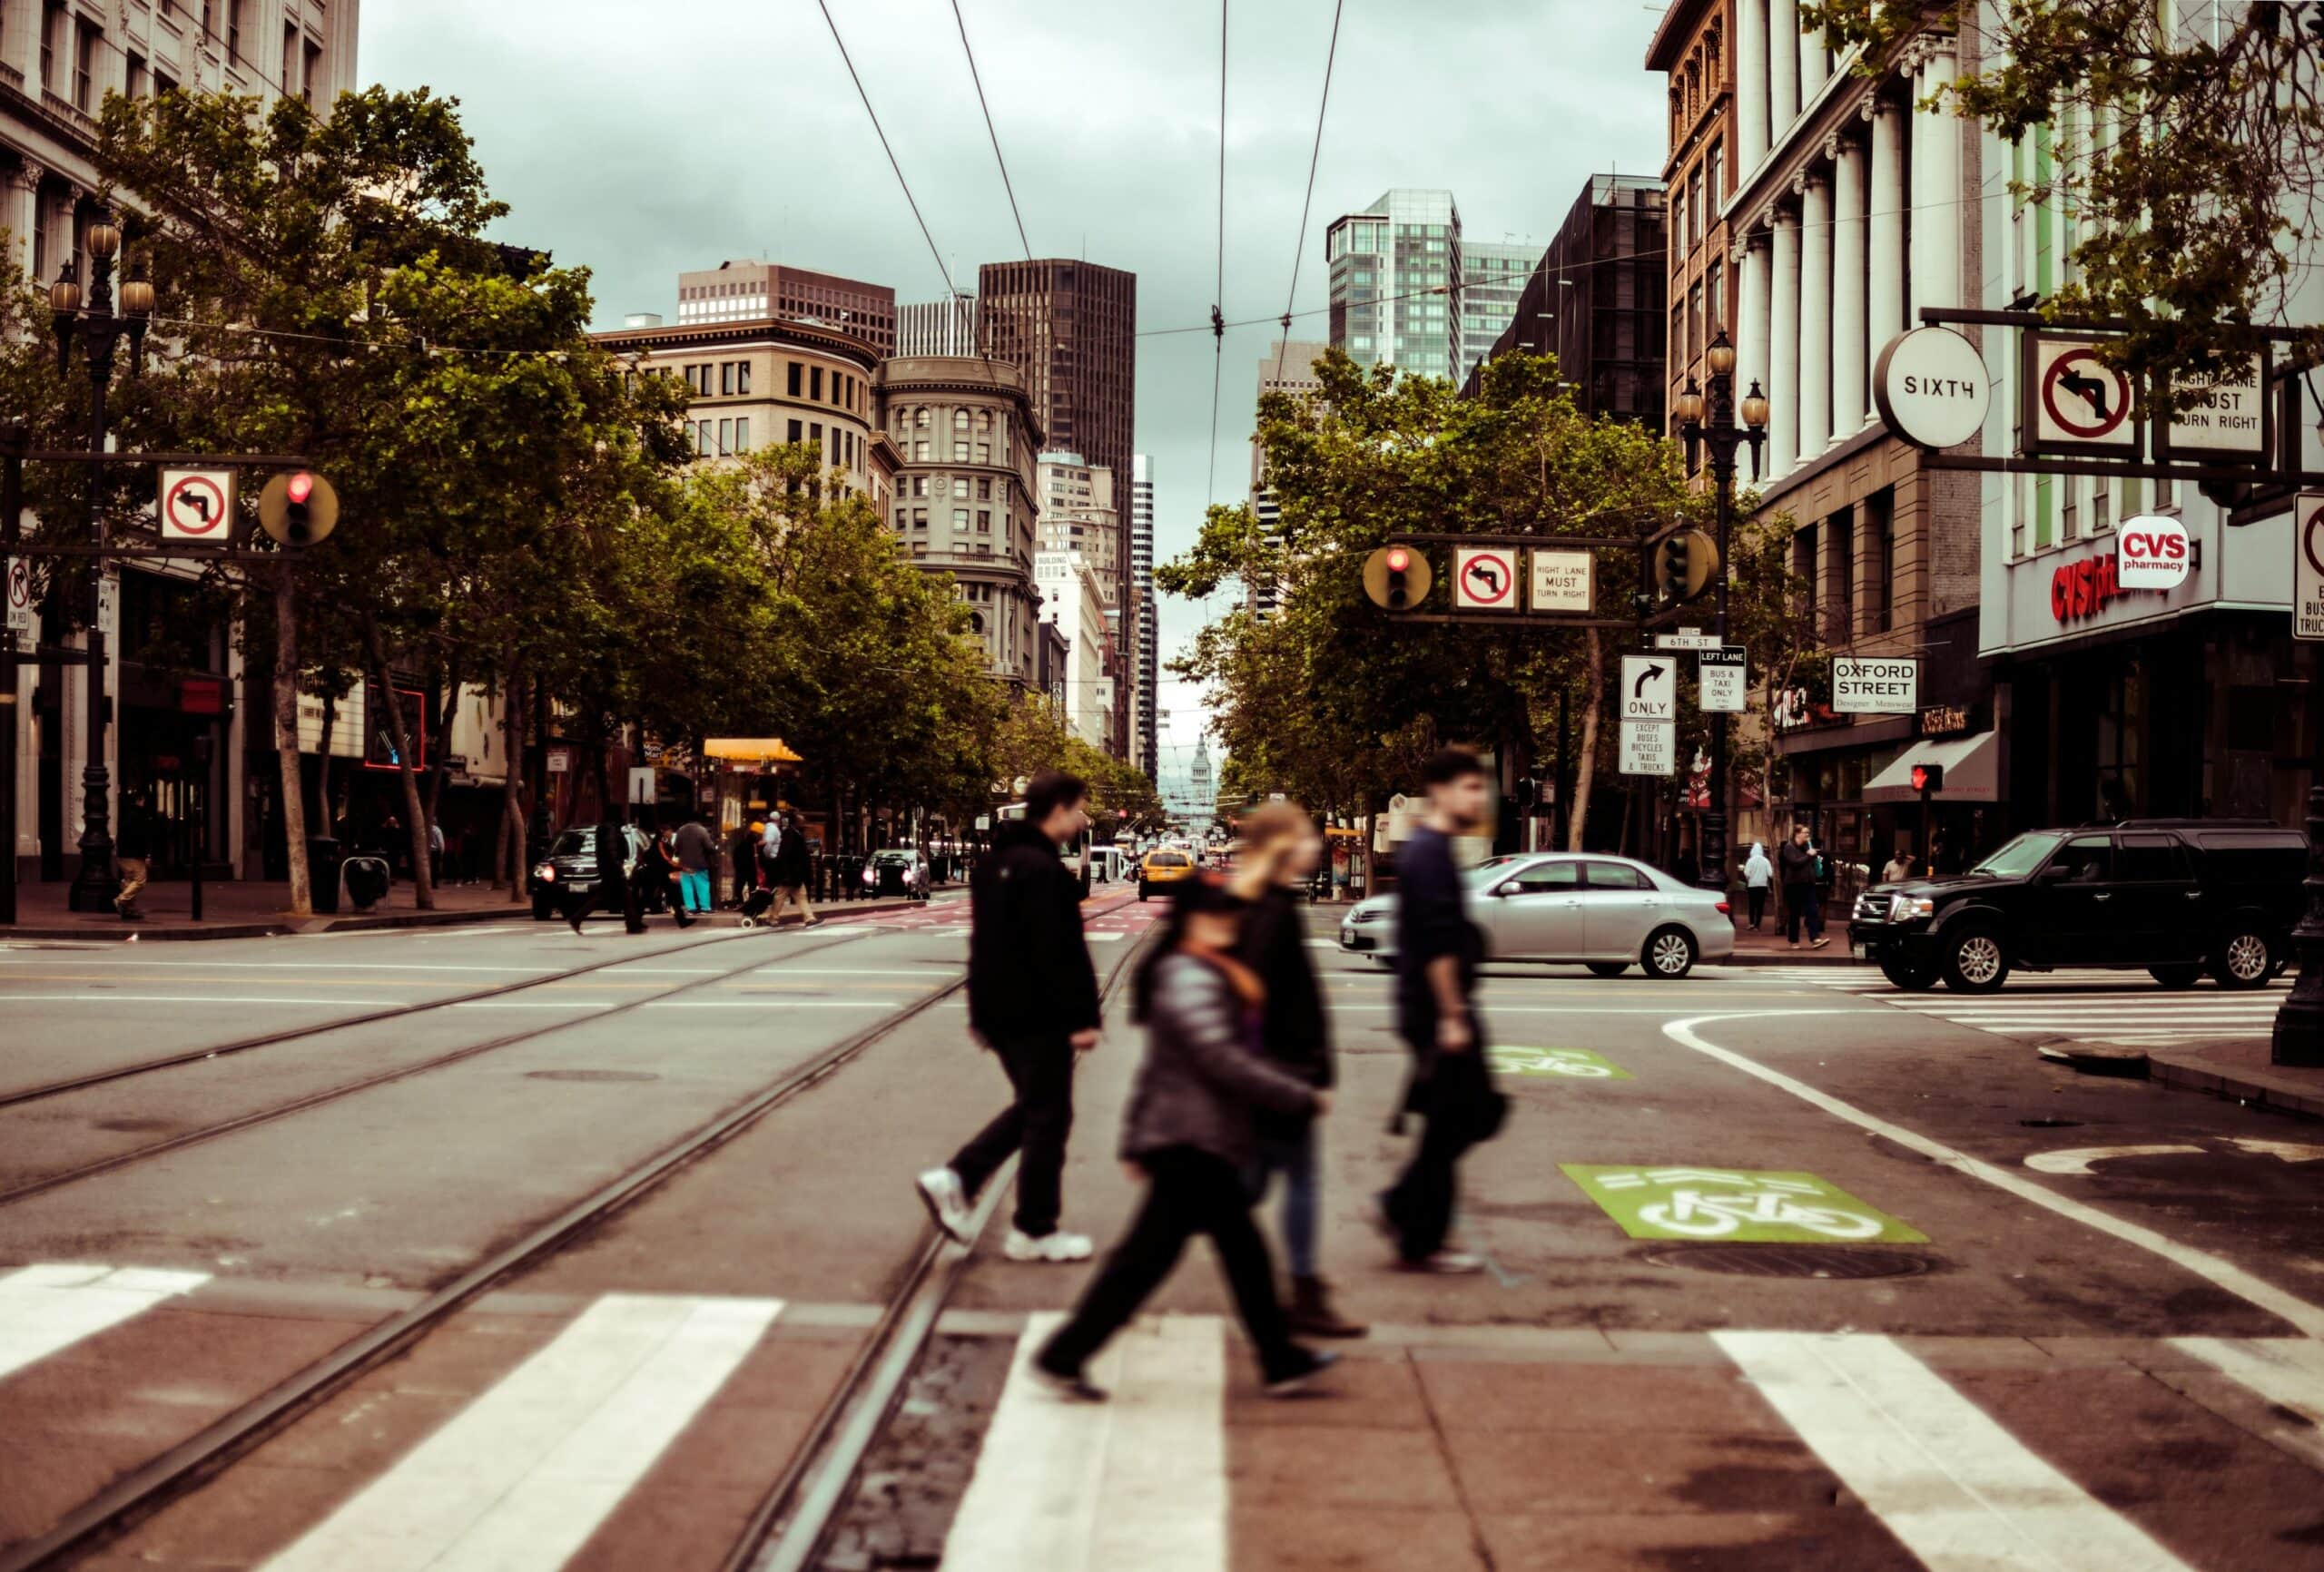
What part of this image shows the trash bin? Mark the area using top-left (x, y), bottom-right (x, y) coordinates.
top-left (341, 855), bottom-right (391, 914)
top-left (306, 836), bottom-right (341, 915)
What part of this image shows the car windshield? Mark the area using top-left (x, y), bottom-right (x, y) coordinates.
top-left (549, 830), bottom-right (592, 858)
top-left (1973, 831), bottom-right (2065, 879)
top-left (872, 851), bottom-right (913, 866)
top-left (1150, 853), bottom-right (1187, 868)
top-left (1462, 854), bottom-right (1531, 886)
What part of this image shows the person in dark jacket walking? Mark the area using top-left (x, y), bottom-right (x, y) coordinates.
top-left (564, 816), bottom-right (633, 935)
top-left (1231, 800), bottom-right (1363, 1339)
top-left (766, 811), bottom-right (820, 928)
top-left (1778, 823), bottom-right (1827, 948)
top-left (1031, 872), bottom-right (1336, 1400)
top-left (916, 771), bottom-right (1102, 1263)
top-left (673, 814), bottom-right (716, 916)
top-left (628, 823), bottom-right (694, 930)
top-left (1380, 748), bottom-right (1503, 1273)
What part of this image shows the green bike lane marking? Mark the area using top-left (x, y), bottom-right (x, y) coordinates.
top-left (1561, 1164), bottom-right (1928, 1243)
top-left (1486, 1045), bottom-right (1631, 1080)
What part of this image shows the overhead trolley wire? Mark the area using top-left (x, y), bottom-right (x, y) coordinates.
top-left (1203, 0), bottom-right (1230, 513)
top-left (949, 0), bottom-right (1034, 261)
top-left (813, 0), bottom-right (963, 304)
top-left (1271, 0), bottom-right (1345, 388)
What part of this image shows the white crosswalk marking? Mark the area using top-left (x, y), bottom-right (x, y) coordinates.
top-left (943, 1313), bottom-right (1227, 1572)
top-left (259, 1293), bottom-right (781, 1572)
top-left (0, 1263), bottom-right (211, 1380)
top-left (1758, 966), bottom-right (2289, 1046)
top-left (2171, 1336), bottom-right (2324, 1429)
top-left (1715, 1331), bottom-right (2200, 1572)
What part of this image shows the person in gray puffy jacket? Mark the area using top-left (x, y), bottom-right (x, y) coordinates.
top-left (1032, 873), bottom-right (1339, 1401)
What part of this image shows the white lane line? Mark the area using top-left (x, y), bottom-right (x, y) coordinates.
top-left (1715, 1331), bottom-right (2197, 1572)
top-left (942, 1312), bottom-right (1226, 1572)
top-left (2171, 1337), bottom-right (2324, 1428)
top-left (0, 959), bottom-right (551, 974)
top-left (0, 994), bottom-right (384, 1007)
top-left (642, 999), bottom-right (900, 1009)
top-left (260, 1293), bottom-right (781, 1572)
top-left (0, 1263), bottom-right (212, 1380)
top-left (1668, 1013), bottom-right (2324, 1339)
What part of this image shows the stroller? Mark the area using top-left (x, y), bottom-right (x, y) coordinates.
top-left (736, 840), bottom-right (777, 928)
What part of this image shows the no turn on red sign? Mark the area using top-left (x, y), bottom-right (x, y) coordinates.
top-left (5, 555), bottom-right (30, 634)
top-left (159, 468), bottom-right (235, 542)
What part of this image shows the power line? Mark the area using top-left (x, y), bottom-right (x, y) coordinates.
top-left (948, 0), bottom-right (1033, 261)
top-left (812, 0), bottom-right (961, 304)
top-left (1272, 0), bottom-right (1344, 388)
top-left (1203, 0), bottom-right (1230, 511)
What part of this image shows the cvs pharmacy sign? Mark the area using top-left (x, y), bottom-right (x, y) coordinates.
top-left (2115, 514), bottom-right (2190, 590)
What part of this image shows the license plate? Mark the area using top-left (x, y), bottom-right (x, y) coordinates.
top-left (1852, 942), bottom-right (1868, 960)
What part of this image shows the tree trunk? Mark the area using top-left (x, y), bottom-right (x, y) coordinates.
top-left (1566, 627), bottom-right (1604, 852)
top-left (425, 644), bottom-right (465, 822)
top-left (314, 685), bottom-right (336, 833)
top-left (496, 663), bottom-right (525, 889)
top-left (361, 611), bottom-right (436, 909)
top-left (271, 569), bottom-right (312, 918)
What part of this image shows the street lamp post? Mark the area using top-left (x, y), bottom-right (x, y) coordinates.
top-left (1673, 329), bottom-right (1768, 894)
top-left (51, 218), bottom-right (154, 912)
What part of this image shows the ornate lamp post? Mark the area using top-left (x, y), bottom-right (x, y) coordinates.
top-left (1673, 329), bottom-right (1768, 893)
top-left (52, 216), bottom-right (154, 910)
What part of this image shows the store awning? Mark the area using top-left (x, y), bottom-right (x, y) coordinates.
top-left (704, 737), bottom-right (804, 768)
top-left (1864, 732), bottom-right (1998, 804)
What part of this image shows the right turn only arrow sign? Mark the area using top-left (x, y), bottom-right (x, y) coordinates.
top-left (1620, 655), bottom-right (1675, 722)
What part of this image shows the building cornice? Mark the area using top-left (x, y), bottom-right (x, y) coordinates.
top-left (1646, 0), bottom-right (1723, 71)
top-left (591, 315), bottom-right (880, 372)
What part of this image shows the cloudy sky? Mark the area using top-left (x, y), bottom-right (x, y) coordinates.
top-left (359, 0), bottom-right (1667, 789)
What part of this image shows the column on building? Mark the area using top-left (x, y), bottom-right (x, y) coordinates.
top-left (1866, 92), bottom-right (1905, 405)
top-left (1767, 203), bottom-right (1801, 477)
top-left (1737, 0), bottom-right (1770, 171)
top-left (1832, 131), bottom-right (1868, 436)
top-left (1797, 11), bottom-right (1829, 107)
top-left (1797, 170), bottom-right (1831, 458)
top-left (1908, 36), bottom-right (1963, 319)
top-left (1768, 0), bottom-right (1801, 141)
top-left (1735, 232), bottom-right (1769, 427)
top-left (5, 162), bottom-right (41, 284)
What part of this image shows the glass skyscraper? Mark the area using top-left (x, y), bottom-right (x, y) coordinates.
top-left (1459, 241), bottom-right (1541, 388)
top-left (1324, 189), bottom-right (1463, 383)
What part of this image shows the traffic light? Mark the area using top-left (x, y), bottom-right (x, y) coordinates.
top-left (259, 469), bottom-right (340, 547)
top-left (1911, 762), bottom-right (1945, 794)
top-left (1655, 527), bottom-right (1718, 604)
top-left (1362, 544), bottom-right (1433, 611)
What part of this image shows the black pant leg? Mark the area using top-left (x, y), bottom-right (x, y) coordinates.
top-left (950, 1098), bottom-right (1025, 1203)
top-left (1039, 1155), bottom-right (1201, 1376)
top-left (1008, 1035), bottom-right (1076, 1236)
top-left (1784, 887), bottom-right (1806, 942)
top-left (1385, 1092), bottom-right (1472, 1262)
top-left (1186, 1154), bottom-right (1303, 1380)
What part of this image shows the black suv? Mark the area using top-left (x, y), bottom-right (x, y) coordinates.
top-left (1846, 819), bottom-right (2309, 993)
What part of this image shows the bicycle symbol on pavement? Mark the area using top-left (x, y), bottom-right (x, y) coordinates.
top-left (1561, 1164), bottom-right (1925, 1243)
top-left (1487, 1045), bottom-right (1631, 1080)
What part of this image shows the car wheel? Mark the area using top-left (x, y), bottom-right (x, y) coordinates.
top-left (1941, 926), bottom-right (2010, 993)
top-left (1586, 961), bottom-right (1630, 978)
top-left (2148, 964), bottom-right (2203, 990)
top-left (531, 894), bottom-right (555, 921)
top-left (2211, 927), bottom-right (2274, 990)
top-left (1137, 885), bottom-right (1149, 901)
top-left (1877, 955), bottom-right (1940, 992)
top-left (1642, 927), bottom-right (1698, 980)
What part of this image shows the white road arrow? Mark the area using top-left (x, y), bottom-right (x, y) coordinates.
top-left (2223, 1137), bottom-right (2324, 1164)
top-left (2024, 1145), bottom-right (2206, 1176)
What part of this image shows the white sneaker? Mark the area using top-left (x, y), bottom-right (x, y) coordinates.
top-left (1003, 1229), bottom-right (1094, 1263)
top-left (1398, 1249), bottom-right (1486, 1275)
top-left (915, 1167), bottom-right (973, 1243)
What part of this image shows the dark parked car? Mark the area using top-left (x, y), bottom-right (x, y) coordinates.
top-left (1846, 818), bottom-right (2309, 993)
top-left (529, 826), bottom-right (649, 921)
top-left (862, 848), bottom-right (931, 900)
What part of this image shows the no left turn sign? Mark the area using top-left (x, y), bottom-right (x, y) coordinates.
top-left (1452, 545), bottom-right (1519, 610)
top-left (2031, 339), bottom-right (2136, 452)
top-left (159, 467), bottom-right (235, 541)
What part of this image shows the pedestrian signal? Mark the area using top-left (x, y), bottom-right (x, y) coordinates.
top-left (259, 470), bottom-right (339, 547)
top-left (1910, 763), bottom-right (1944, 794)
top-left (1655, 528), bottom-right (1718, 604)
top-left (1363, 543), bottom-right (1433, 611)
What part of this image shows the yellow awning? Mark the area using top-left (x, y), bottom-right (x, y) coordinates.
top-left (704, 737), bottom-right (804, 767)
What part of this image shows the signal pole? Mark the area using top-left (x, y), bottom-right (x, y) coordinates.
top-left (1674, 329), bottom-right (1768, 893)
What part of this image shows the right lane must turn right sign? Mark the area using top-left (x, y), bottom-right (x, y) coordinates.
top-left (2297, 491), bottom-right (2324, 644)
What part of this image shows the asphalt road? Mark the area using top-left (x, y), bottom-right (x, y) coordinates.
top-left (2, 901), bottom-right (2318, 1570)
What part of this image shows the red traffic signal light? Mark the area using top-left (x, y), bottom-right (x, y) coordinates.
top-left (287, 471), bottom-right (315, 506)
top-left (1385, 545), bottom-right (1411, 575)
top-left (259, 469), bottom-right (339, 547)
top-left (1911, 763), bottom-right (1945, 794)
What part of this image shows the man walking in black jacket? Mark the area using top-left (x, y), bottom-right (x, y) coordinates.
top-left (917, 771), bottom-right (1103, 1262)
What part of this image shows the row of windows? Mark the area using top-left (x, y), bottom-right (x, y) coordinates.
top-left (1669, 139), bottom-right (1728, 263)
top-left (786, 360), bottom-right (863, 414)
top-left (692, 418), bottom-right (751, 457)
top-left (909, 475), bottom-right (997, 501)
top-left (683, 361), bottom-right (752, 397)
top-left (892, 506), bottom-right (1002, 535)
top-left (781, 420), bottom-right (863, 472)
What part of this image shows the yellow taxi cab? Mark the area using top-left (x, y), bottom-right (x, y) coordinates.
top-left (1137, 848), bottom-right (1198, 901)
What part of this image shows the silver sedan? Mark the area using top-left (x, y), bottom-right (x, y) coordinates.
top-left (1336, 852), bottom-right (1737, 978)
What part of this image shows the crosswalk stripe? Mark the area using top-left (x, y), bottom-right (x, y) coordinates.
top-left (942, 1312), bottom-right (1226, 1572)
top-left (0, 1263), bottom-right (211, 1380)
top-left (259, 1293), bottom-right (782, 1572)
top-left (1715, 1331), bottom-right (2199, 1572)
top-left (2171, 1336), bottom-right (2324, 1429)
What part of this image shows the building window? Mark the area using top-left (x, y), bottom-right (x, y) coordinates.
top-left (915, 440), bottom-right (931, 461)
top-left (809, 421), bottom-right (822, 453)
top-left (810, 367), bottom-right (823, 400)
top-left (1709, 140), bottom-right (1725, 202)
top-left (1706, 260), bottom-right (1724, 332)
top-left (916, 407), bottom-right (931, 428)
top-left (717, 418), bottom-right (733, 456)
top-left (977, 509), bottom-right (991, 533)
top-left (125, 51), bottom-right (148, 99)
top-left (953, 507), bottom-right (970, 533)
top-left (912, 508), bottom-right (928, 530)
top-left (788, 362), bottom-right (803, 397)
top-left (895, 508), bottom-right (909, 531)
top-left (302, 40), bottom-right (320, 104)
top-left (913, 476), bottom-right (928, 497)
top-left (787, 418), bottom-right (803, 445)
top-left (953, 440), bottom-right (970, 462)
top-left (976, 477), bottom-right (992, 501)
top-left (735, 361), bottom-right (751, 396)
top-left (734, 418), bottom-right (750, 452)
top-left (43, 5), bottom-right (65, 97)
top-left (976, 442), bottom-right (990, 464)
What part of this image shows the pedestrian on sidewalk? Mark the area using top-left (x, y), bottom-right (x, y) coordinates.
top-left (1380, 749), bottom-right (1507, 1274)
top-left (765, 811), bottom-right (820, 928)
top-left (1741, 841), bottom-right (1773, 930)
top-left (1029, 872), bottom-right (1338, 1401)
top-left (917, 771), bottom-right (1103, 1264)
top-left (730, 821), bottom-right (757, 909)
top-left (113, 791), bottom-right (154, 920)
top-left (564, 815), bottom-right (634, 935)
top-left (1882, 845), bottom-right (1916, 885)
top-left (427, 817), bottom-right (445, 887)
top-left (1230, 800), bottom-right (1364, 1339)
top-left (1779, 824), bottom-right (1827, 948)
top-left (673, 811), bottom-right (715, 916)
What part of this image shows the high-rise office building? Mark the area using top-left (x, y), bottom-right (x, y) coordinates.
top-left (1130, 455), bottom-right (1158, 781)
top-left (678, 260), bottom-right (895, 358)
top-left (1459, 240), bottom-right (1541, 387)
top-left (897, 295), bottom-right (979, 356)
top-left (1246, 345), bottom-right (1329, 620)
top-left (1324, 189), bottom-right (1462, 382)
top-left (978, 261), bottom-right (1137, 490)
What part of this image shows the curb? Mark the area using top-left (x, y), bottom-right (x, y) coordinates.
top-left (2041, 1041), bottom-right (2324, 1120)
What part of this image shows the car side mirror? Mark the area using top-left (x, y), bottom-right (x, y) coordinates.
top-left (2036, 863), bottom-right (2072, 884)
top-left (1492, 881), bottom-right (1519, 898)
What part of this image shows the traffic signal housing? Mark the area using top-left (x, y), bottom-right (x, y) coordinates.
top-left (1655, 527), bottom-right (1718, 605)
top-left (1363, 543), bottom-right (1433, 611)
top-left (259, 470), bottom-right (340, 547)
top-left (1911, 762), bottom-right (1945, 794)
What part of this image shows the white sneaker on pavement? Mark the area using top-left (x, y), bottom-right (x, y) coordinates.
top-left (914, 1167), bottom-right (972, 1243)
top-left (1399, 1249), bottom-right (1486, 1275)
top-left (1003, 1229), bottom-right (1095, 1263)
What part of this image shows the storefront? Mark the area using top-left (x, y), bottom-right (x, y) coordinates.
top-left (1979, 506), bottom-right (2318, 832)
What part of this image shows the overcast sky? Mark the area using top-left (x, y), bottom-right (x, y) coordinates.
top-left (360, 0), bottom-right (1667, 788)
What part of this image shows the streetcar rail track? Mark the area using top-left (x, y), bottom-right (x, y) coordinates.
top-left (0, 891), bottom-right (1140, 1572)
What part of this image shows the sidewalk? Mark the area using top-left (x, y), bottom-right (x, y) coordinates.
top-left (0, 875), bottom-right (531, 942)
top-left (1727, 920), bottom-right (1856, 965)
top-left (2143, 1037), bottom-right (2324, 1121)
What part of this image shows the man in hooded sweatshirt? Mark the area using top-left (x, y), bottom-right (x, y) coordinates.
top-left (916, 770), bottom-right (1103, 1263)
